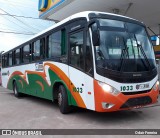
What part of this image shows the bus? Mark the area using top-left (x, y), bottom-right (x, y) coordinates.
top-left (1, 11), bottom-right (159, 114)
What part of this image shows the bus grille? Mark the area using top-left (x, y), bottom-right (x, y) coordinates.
top-left (120, 96), bottom-right (152, 109)
top-left (122, 89), bottom-right (151, 95)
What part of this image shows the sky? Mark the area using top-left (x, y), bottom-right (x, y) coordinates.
top-left (0, 0), bottom-right (54, 53)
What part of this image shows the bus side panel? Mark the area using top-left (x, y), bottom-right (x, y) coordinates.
top-left (2, 62), bottom-right (83, 106)
top-left (84, 74), bottom-right (95, 110)
top-left (68, 66), bottom-right (95, 110)
top-left (1, 67), bottom-right (10, 89)
top-left (4, 65), bottom-right (35, 94)
top-left (2, 66), bottom-right (27, 92)
top-left (44, 62), bottom-right (78, 105)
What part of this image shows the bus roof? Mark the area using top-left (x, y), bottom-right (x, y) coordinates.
top-left (3, 11), bottom-right (142, 54)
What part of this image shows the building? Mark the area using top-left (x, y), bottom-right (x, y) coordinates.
top-left (38, 0), bottom-right (160, 58)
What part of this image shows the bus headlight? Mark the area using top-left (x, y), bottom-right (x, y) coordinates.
top-left (98, 81), bottom-right (120, 96)
top-left (153, 81), bottom-right (159, 91)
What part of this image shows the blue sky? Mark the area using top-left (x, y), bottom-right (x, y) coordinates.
top-left (0, 0), bottom-right (53, 52)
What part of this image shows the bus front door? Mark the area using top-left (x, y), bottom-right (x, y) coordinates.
top-left (68, 30), bottom-right (86, 108)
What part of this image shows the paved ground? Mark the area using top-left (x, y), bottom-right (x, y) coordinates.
top-left (0, 86), bottom-right (160, 138)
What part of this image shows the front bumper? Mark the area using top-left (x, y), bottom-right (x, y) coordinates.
top-left (94, 80), bottom-right (159, 112)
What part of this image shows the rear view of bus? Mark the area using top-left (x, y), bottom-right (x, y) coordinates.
top-left (89, 12), bottom-right (159, 112)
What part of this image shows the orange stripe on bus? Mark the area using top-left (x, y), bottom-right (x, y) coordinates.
top-left (18, 80), bottom-right (24, 88)
top-left (26, 70), bottom-right (46, 78)
top-left (7, 71), bottom-right (24, 88)
top-left (7, 63), bottom-right (86, 108)
top-left (25, 70), bottom-right (50, 86)
top-left (36, 81), bottom-right (44, 92)
top-left (45, 63), bottom-right (86, 108)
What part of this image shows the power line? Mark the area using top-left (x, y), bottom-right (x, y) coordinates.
top-left (1, 15), bottom-right (35, 33)
top-left (0, 30), bottom-right (35, 35)
top-left (0, 13), bottom-right (44, 20)
top-left (0, 8), bottom-right (40, 32)
top-left (0, 10), bottom-right (54, 26)
top-left (0, 27), bottom-right (22, 32)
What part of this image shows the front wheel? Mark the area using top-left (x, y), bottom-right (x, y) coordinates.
top-left (58, 85), bottom-right (71, 114)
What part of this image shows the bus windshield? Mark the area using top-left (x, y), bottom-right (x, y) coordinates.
top-left (94, 19), bottom-right (156, 72)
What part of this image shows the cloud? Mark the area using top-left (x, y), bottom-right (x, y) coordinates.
top-left (0, 33), bottom-right (31, 52)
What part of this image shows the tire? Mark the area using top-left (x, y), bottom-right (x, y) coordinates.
top-left (13, 81), bottom-right (21, 98)
top-left (58, 85), bottom-right (71, 114)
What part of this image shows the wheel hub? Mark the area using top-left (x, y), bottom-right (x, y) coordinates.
top-left (58, 92), bottom-right (62, 106)
top-left (14, 86), bottom-right (17, 95)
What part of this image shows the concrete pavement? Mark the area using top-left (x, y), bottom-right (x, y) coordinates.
top-left (0, 86), bottom-right (160, 137)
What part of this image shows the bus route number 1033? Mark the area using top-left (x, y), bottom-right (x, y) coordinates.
top-left (121, 86), bottom-right (133, 91)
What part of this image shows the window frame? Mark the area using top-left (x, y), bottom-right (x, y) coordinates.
top-left (22, 44), bottom-right (31, 63)
top-left (8, 52), bottom-right (12, 66)
top-left (69, 29), bottom-right (85, 71)
top-left (14, 49), bottom-right (21, 65)
top-left (47, 30), bottom-right (62, 59)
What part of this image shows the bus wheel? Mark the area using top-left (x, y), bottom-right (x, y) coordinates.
top-left (13, 81), bottom-right (21, 98)
top-left (58, 85), bottom-right (71, 114)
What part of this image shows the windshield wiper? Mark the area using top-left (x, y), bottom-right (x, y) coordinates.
top-left (119, 38), bottom-right (129, 71)
top-left (134, 34), bottom-right (152, 70)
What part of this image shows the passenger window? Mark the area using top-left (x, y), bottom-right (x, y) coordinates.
top-left (2, 55), bottom-right (7, 67)
top-left (15, 49), bottom-right (20, 65)
top-left (5, 55), bottom-right (8, 67)
top-left (61, 29), bottom-right (66, 56)
top-left (2, 56), bottom-right (4, 67)
top-left (70, 31), bottom-right (84, 70)
top-left (33, 40), bottom-right (41, 61)
top-left (47, 31), bottom-right (61, 58)
top-left (23, 45), bottom-right (30, 63)
top-left (40, 38), bottom-right (45, 59)
top-left (9, 52), bottom-right (12, 66)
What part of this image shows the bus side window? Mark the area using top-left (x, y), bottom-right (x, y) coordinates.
top-left (15, 49), bottom-right (20, 65)
top-left (20, 48), bottom-right (23, 64)
top-left (2, 56), bottom-right (4, 67)
top-left (5, 55), bottom-right (8, 67)
top-left (2, 56), bottom-right (3, 67)
top-left (23, 45), bottom-right (31, 63)
top-left (61, 29), bottom-right (66, 56)
top-left (47, 31), bottom-right (62, 59)
top-left (40, 38), bottom-right (45, 59)
top-left (47, 35), bottom-right (51, 58)
top-left (9, 52), bottom-right (12, 66)
top-left (33, 40), bottom-right (41, 61)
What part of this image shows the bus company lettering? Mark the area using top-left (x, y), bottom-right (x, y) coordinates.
top-left (2, 71), bottom-right (10, 76)
top-left (35, 63), bottom-right (44, 71)
top-left (2, 71), bottom-right (9, 76)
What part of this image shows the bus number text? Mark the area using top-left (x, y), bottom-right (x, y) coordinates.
top-left (73, 87), bottom-right (83, 93)
top-left (121, 86), bottom-right (133, 91)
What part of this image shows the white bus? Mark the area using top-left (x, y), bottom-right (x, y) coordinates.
top-left (1, 11), bottom-right (159, 114)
